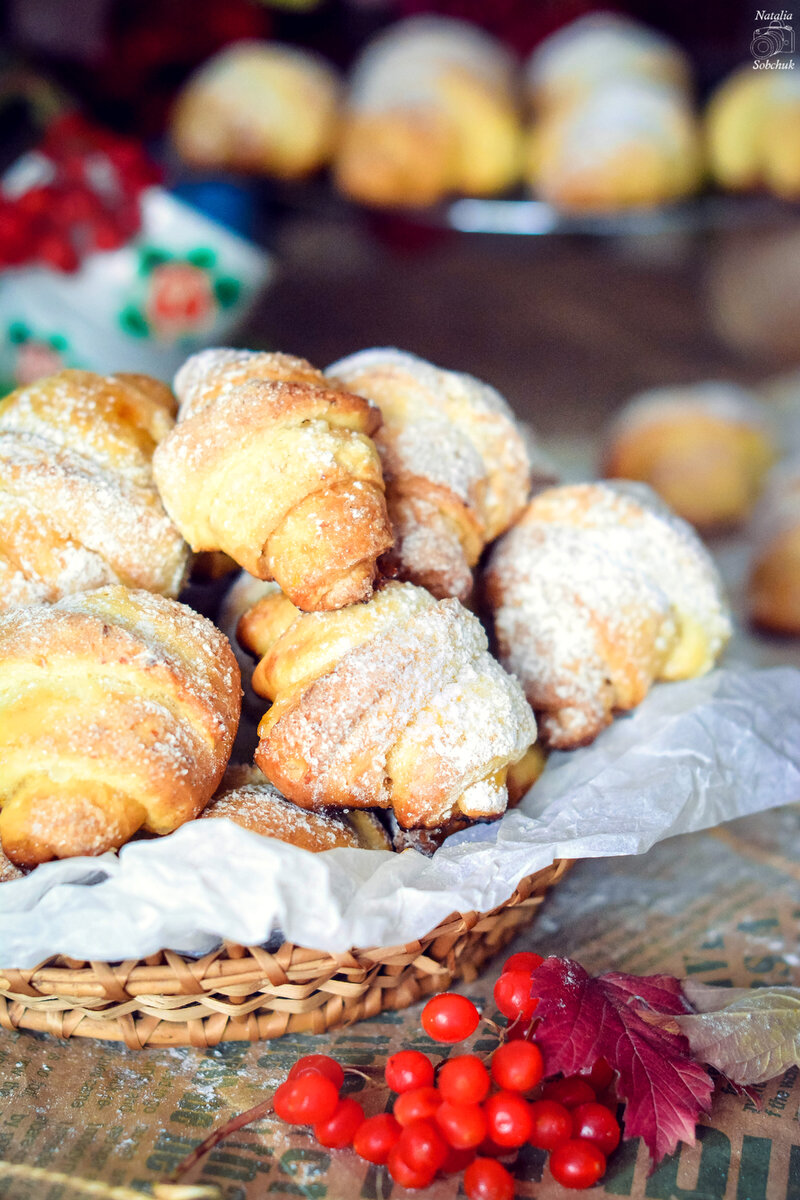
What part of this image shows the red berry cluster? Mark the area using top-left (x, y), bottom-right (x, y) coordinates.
top-left (273, 951), bottom-right (622, 1195)
top-left (0, 112), bottom-right (161, 273)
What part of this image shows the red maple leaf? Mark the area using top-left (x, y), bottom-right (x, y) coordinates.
top-left (531, 958), bottom-right (714, 1163)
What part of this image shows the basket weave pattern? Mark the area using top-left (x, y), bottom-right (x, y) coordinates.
top-left (0, 861), bottom-right (570, 1048)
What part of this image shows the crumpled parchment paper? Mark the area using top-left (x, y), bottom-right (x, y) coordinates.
top-left (2, 666), bottom-right (799, 967)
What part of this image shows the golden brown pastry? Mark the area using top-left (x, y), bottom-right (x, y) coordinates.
top-left (152, 349), bottom-right (393, 612)
top-left (525, 80), bottom-right (701, 212)
top-left (171, 41), bottom-right (341, 179)
top-left (0, 370), bottom-right (189, 612)
top-left (335, 16), bottom-right (522, 208)
top-left (524, 14), bottom-right (691, 116)
top-left (706, 67), bottom-right (800, 200)
top-left (506, 743), bottom-right (548, 805)
top-left (327, 349), bottom-right (533, 602)
top-left (239, 580), bottom-right (537, 829)
top-left (387, 744), bottom-right (547, 855)
top-left (747, 459), bottom-right (800, 635)
top-left (0, 586), bottom-right (241, 866)
top-left (602, 382), bottom-right (775, 531)
top-left (202, 765), bottom-right (391, 852)
top-left (484, 482), bottom-right (732, 749)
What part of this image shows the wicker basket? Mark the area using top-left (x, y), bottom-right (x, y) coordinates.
top-left (0, 860), bottom-right (570, 1049)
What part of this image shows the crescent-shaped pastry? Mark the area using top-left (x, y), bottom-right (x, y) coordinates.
top-left (202, 765), bottom-right (391, 851)
top-left (602, 382), bottom-right (775, 531)
top-left (525, 80), bottom-right (701, 212)
top-left (153, 349), bottom-right (393, 612)
top-left (524, 13), bottom-right (691, 115)
top-left (747, 458), bottom-right (800, 635)
top-left (335, 16), bottom-right (522, 207)
top-left (485, 482), bottom-right (731, 749)
top-left (0, 370), bottom-right (189, 612)
top-left (239, 580), bottom-right (537, 829)
top-left (171, 41), bottom-right (341, 179)
top-left (0, 586), bottom-right (241, 865)
top-left (327, 348), bottom-right (534, 602)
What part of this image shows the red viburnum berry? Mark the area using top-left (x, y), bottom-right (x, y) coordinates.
top-left (464, 1156), bottom-right (515, 1200)
top-left (313, 1098), bottom-right (364, 1149)
top-left (493, 971), bottom-right (539, 1022)
top-left (549, 1138), bottom-right (607, 1189)
top-left (421, 993), bottom-right (480, 1043)
top-left (353, 1113), bottom-right (401, 1164)
top-left (438, 1054), bottom-right (490, 1105)
top-left (490, 1040), bottom-right (544, 1092)
top-left (385, 1049), bottom-right (434, 1093)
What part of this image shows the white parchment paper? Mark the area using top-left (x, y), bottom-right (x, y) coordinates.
top-left (2, 666), bottom-right (799, 968)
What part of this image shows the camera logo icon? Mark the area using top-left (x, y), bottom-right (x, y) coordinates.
top-left (751, 21), bottom-right (795, 58)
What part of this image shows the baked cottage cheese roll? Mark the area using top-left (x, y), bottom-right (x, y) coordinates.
top-left (485, 482), bottom-right (731, 749)
top-left (171, 41), bottom-right (341, 179)
top-left (524, 13), bottom-right (691, 116)
top-left (706, 67), bottom-right (800, 200)
top-left (203, 765), bottom-right (391, 851)
top-left (335, 16), bottom-right (522, 207)
top-left (0, 370), bottom-right (189, 612)
top-left (526, 79), bottom-right (701, 212)
top-left (602, 382), bottom-right (775, 531)
top-left (0, 586), bottom-right (241, 866)
top-left (239, 581), bottom-right (537, 829)
top-left (153, 349), bottom-right (393, 612)
top-left (328, 349), bottom-right (534, 602)
top-left (747, 458), bottom-right (800, 635)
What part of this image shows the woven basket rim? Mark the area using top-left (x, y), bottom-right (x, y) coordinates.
top-left (0, 859), bottom-right (572, 1047)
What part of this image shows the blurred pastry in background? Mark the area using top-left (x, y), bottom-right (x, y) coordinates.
top-left (524, 13), bottom-right (692, 115)
top-left (202, 765), bottom-right (392, 851)
top-left (708, 226), bottom-right (800, 362)
top-left (171, 41), bottom-right (341, 179)
top-left (153, 348), bottom-right (393, 612)
top-left (706, 67), bottom-right (800, 199)
top-left (485, 482), bottom-right (732, 749)
top-left (334, 16), bottom-right (522, 208)
top-left (328, 348), bottom-right (534, 602)
top-left (0, 586), bottom-right (241, 865)
top-left (525, 80), bottom-right (701, 212)
top-left (602, 382), bottom-right (775, 531)
top-left (0, 370), bottom-right (189, 613)
top-left (747, 458), bottom-right (800, 635)
top-left (758, 369), bottom-right (800, 456)
top-left (240, 580), bottom-right (537, 830)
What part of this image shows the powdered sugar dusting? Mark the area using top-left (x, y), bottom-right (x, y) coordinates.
top-left (174, 348), bottom-right (330, 421)
top-left (327, 348), bottom-right (532, 599)
top-left (348, 16), bottom-right (515, 114)
top-left (525, 12), bottom-right (686, 105)
top-left (486, 482), bottom-right (731, 747)
top-left (201, 766), bottom-right (375, 851)
top-left (256, 581), bottom-right (536, 827)
top-left (0, 372), bottom-right (188, 611)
